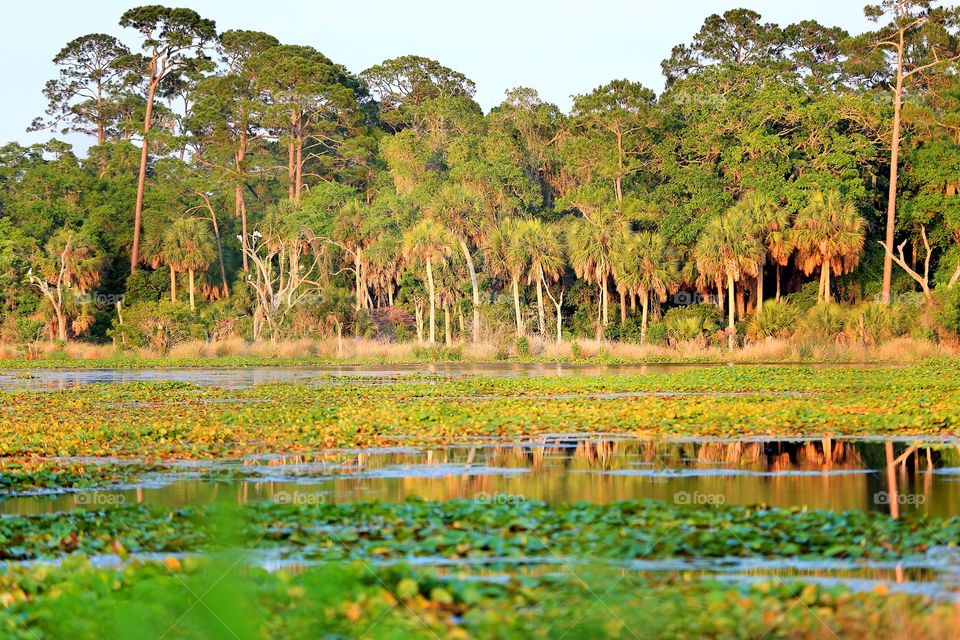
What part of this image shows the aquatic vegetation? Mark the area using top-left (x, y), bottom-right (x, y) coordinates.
top-left (0, 364), bottom-right (957, 459)
top-left (1, 500), bottom-right (956, 562)
top-left (0, 556), bottom-right (956, 640)
top-left (0, 461), bottom-right (163, 494)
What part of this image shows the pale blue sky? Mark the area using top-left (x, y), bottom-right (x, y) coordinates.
top-left (3, 1), bottom-right (873, 153)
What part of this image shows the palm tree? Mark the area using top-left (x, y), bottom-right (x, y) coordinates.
top-left (792, 191), bottom-right (866, 304)
top-left (334, 200), bottom-right (376, 311)
top-left (614, 232), bottom-right (679, 344)
top-left (611, 230), bottom-right (636, 327)
top-left (428, 184), bottom-right (485, 342)
top-left (517, 219), bottom-right (565, 338)
top-left (483, 218), bottom-right (529, 338)
top-left (738, 192), bottom-right (791, 311)
top-left (164, 218), bottom-right (216, 312)
top-left (142, 232), bottom-right (178, 303)
top-left (403, 219), bottom-right (453, 344)
top-left (694, 208), bottom-right (765, 349)
top-left (366, 228), bottom-right (403, 307)
top-left (434, 260), bottom-right (463, 346)
top-left (567, 207), bottom-right (623, 339)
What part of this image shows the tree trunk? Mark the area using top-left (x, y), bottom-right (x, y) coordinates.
top-left (536, 271), bottom-right (546, 336)
top-left (619, 288), bottom-right (627, 326)
top-left (188, 269), bottom-right (196, 312)
top-left (820, 262), bottom-right (831, 304)
top-left (949, 261), bottom-right (960, 289)
top-left (444, 303), bottom-right (452, 346)
top-left (236, 184), bottom-right (249, 273)
top-left (595, 280), bottom-right (604, 341)
top-left (614, 130), bottom-right (624, 204)
top-left (756, 262), bottom-right (764, 312)
top-left (775, 264), bottom-right (782, 301)
top-left (459, 240), bottom-right (481, 343)
top-left (170, 266), bottom-right (177, 302)
top-left (426, 258), bottom-right (436, 344)
top-left (716, 281), bottom-right (724, 312)
top-left (881, 64), bottom-right (905, 305)
top-left (209, 206), bottom-right (229, 297)
top-left (294, 138), bottom-right (303, 202)
top-left (130, 78), bottom-right (158, 273)
top-left (287, 126), bottom-right (296, 202)
top-left (601, 273), bottom-right (609, 326)
top-left (55, 307), bottom-right (67, 342)
top-left (414, 302), bottom-right (424, 342)
top-left (512, 274), bottom-right (523, 338)
top-left (354, 251), bottom-right (363, 311)
top-left (641, 292), bottom-right (649, 345)
top-left (727, 271), bottom-right (736, 351)
top-left (554, 298), bottom-right (563, 344)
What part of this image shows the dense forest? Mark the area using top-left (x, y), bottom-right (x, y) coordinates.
top-left (3, 2), bottom-right (960, 353)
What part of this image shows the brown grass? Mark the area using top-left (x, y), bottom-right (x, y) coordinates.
top-left (0, 334), bottom-right (956, 364)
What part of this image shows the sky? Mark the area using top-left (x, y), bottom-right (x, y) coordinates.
top-left (2, 0), bottom-right (874, 154)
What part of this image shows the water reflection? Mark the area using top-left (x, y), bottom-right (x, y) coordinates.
top-left (4, 438), bottom-right (958, 518)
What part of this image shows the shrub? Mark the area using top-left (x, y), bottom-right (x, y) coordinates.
top-left (798, 303), bottom-right (845, 341)
top-left (784, 281), bottom-right (821, 312)
top-left (933, 285), bottom-right (960, 336)
top-left (663, 304), bottom-right (723, 343)
top-left (412, 345), bottom-right (463, 361)
top-left (515, 336), bottom-right (531, 357)
top-left (747, 300), bottom-right (801, 341)
top-left (605, 317), bottom-right (643, 343)
top-left (570, 341), bottom-right (584, 359)
top-left (646, 322), bottom-right (668, 345)
top-left (109, 301), bottom-right (208, 353)
top-left (13, 317), bottom-right (45, 343)
top-left (843, 302), bottom-right (911, 345)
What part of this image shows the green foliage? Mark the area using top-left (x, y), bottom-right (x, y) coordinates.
top-left (933, 285), bottom-right (960, 335)
top-left (842, 302), bottom-right (912, 345)
top-left (4, 3), bottom-right (960, 347)
top-left (663, 304), bottom-right (722, 343)
top-left (515, 335), bottom-right (531, 356)
top-left (798, 303), bottom-right (846, 339)
top-left (646, 321), bottom-right (668, 345)
top-left (109, 301), bottom-right (208, 352)
top-left (747, 299), bottom-right (801, 340)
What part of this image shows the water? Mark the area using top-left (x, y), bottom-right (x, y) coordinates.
top-left (0, 361), bottom-right (892, 391)
top-left (5, 437), bottom-right (958, 518)
top-left (4, 435), bottom-right (958, 601)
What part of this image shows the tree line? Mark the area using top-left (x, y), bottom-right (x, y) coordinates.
top-left (3, 2), bottom-right (960, 349)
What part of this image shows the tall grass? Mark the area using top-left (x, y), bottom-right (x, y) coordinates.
top-left (0, 333), bottom-right (954, 364)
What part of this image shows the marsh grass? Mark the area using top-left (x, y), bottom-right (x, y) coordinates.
top-left (0, 333), bottom-right (955, 368)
